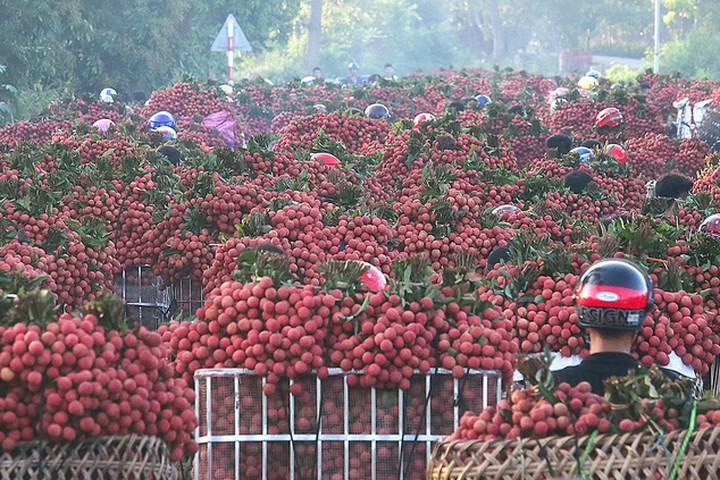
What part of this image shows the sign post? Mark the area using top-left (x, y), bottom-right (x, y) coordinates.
top-left (653, 0), bottom-right (661, 73)
top-left (227, 19), bottom-right (234, 84)
top-left (212, 14), bottom-right (252, 85)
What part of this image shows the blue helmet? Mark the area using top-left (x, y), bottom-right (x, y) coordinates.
top-left (570, 146), bottom-right (595, 163)
top-left (585, 70), bottom-right (602, 79)
top-left (475, 94), bottom-right (492, 106)
top-left (148, 111), bottom-right (176, 131)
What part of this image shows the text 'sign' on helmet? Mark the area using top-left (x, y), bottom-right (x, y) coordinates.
top-left (574, 258), bottom-right (653, 331)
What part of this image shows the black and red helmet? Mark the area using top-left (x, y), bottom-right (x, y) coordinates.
top-left (699, 214), bottom-right (720, 237)
top-left (574, 258), bottom-right (653, 331)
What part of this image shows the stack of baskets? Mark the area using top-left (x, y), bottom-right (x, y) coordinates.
top-left (0, 435), bottom-right (179, 480)
top-left (428, 427), bottom-right (720, 479)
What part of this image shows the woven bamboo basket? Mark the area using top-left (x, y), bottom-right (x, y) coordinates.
top-left (0, 434), bottom-right (179, 480)
top-left (428, 427), bottom-right (720, 480)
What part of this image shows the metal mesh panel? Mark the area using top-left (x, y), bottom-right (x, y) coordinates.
top-left (241, 442), bottom-right (264, 479)
top-left (293, 376), bottom-right (318, 434)
top-left (321, 442), bottom-right (345, 479)
top-left (195, 368), bottom-right (501, 480)
top-left (171, 276), bottom-right (205, 317)
top-left (348, 442), bottom-right (372, 480)
top-left (347, 383), bottom-right (371, 435)
top-left (239, 376), bottom-right (263, 435)
top-left (430, 375), bottom-right (455, 436)
top-left (212, 376), bottom-right (236, 436)
top-left (377, 442), bottom-right (400, 480)
top-left (321, 377), bottom-right (344, 435)
top-left (401, 442), bottom-right (427, 479)
top-left (114, 265), bottom-right (171, 330)
top-left (375, 390), bottom-right (399, 435)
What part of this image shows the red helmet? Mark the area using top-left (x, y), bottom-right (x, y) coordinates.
top-left (596, 108), bottom-right (623, 128)
top-left (413, 113), bottom-right (436, 129)
top-left (699, 214), bottom-right (720, 237)
top-left (358, 262), bottom-right (387, 292)
top-left (574, 258), bottom-right (653, 331)
top-left (312, 152), bottom-right (341, 168)
top-left (604, 143), bottom-right (627, 163)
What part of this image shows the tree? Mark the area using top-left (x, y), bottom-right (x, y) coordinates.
top-left (304, 0), bottom-right (324, 73)
top-left (0, 1), bottom-right (86, 90)
top-left (0, 65), bottom-right (18, 125)
top-left (75, 0), bottom-right (191, 94)
top-left (659, 0), bottom-right (720, 77)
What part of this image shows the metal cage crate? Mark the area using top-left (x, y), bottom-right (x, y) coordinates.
top-left (114, 265), bottom-right (171, 330)
top-left (194, 368), bottom-right (502, 480)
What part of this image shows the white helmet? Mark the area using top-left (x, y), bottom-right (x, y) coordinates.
top-left (99, 88), bottom-right (117, 104)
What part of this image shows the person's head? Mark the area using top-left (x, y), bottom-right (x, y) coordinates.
top-left (654, 173), bottom-right (693, 200)
top-left (312, 66), bottom-right (323, 79)
top-left (574, 258), bottom-right (654, 353)
top-left (599, 213), bottom-right (632, 232)
top-left (348, 62), bottom-right (360, 76)
top-left (132, 91), bottom-right (148, 103)
top-left (508, 104), bottom-right (525, 115)
top-left (485, 246), bottom-right (511, 271)
top-left (384, 63), bottom-right (394, 76)
top-left (564, 170), bottom-right (594, 195)
top-left (158, 146), bottom-right (181, 166)
top-left (546, 134), bottom-right (572, 158)
top-left (446, 100), bottom-right (466, 113)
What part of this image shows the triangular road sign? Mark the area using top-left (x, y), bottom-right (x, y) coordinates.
top-left (211, 14), bottom-right (252, 52)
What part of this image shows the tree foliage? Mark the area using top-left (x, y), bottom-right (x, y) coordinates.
top-left (0, 0), bottom-right (719, 104)
top-left (660, 0), bottom-right (720, 78)
top-left (0, 0), bottom-right (301, 95)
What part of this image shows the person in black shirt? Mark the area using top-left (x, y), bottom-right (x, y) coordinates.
top-left (651, 172), bottom-right (693, 221)
top-left (554, 258), bottom-right (677, 395)
top-left (564, 170), bottom-right (594, 195)
top-left (546, 134), bottom-right (572, 158)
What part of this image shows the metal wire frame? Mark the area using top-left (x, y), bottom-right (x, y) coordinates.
top-left (194, 368), bottom-right (502, 480)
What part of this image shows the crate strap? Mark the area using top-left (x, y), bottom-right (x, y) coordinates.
top-left (669, 401), bottom-right (698, 480)
top-left (578, 429), bottom-right (599, 477)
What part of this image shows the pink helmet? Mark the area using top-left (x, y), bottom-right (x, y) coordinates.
top-left (413, 113), bottom-right (436, 129)
top-left (358, 262), bottom-right (387, 292)
top-left (312, 152), bottom-right (341, 168)
top-left (92, 119), bottom-right (115, 132)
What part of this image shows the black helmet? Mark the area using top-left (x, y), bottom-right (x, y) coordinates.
top-left (574, 258), bottom-right (653, 331)
top-left (364, 103), bottom-right (389, 119)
